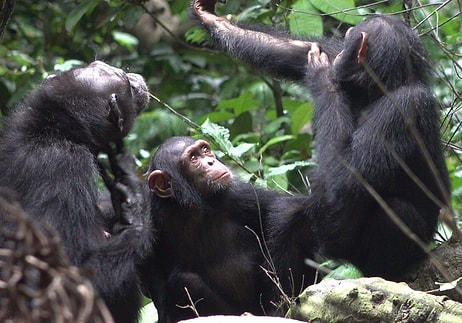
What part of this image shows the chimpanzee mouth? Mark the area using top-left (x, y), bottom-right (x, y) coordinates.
top-left (127, 73), bottom-right (149, 112)
top-left (215, 172), bottom-right (232, 181)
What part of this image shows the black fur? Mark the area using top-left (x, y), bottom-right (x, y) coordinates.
top-left (141, 136), bottom-right (283, 322)
top-left (0, 61), bottom-right (152, 323)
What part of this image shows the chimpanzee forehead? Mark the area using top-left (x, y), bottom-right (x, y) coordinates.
top-left (169, 139), bottom-right (192, 153)
top-left (159, 136), bottom-right (195, 154)
top-left (181, 140), bottom-right (211, 156)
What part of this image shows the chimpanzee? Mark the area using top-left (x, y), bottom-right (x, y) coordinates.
top-left (0, 61), bottom-right (152, 323)
top-left (140, 136), bottom-right (285, 322)
top-left (299, 15), bottom-right (450, 276)
top-left (193, 0), bottom-right (450, 299)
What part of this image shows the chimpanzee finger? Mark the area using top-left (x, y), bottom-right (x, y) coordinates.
top-left (98, 160), bottom-right (116, 190)
top-left (320, 52), bottom-right (329, 66)
top-left (308, 43), bottom-right (320, 64)
top-left (104, 144), bottom-right (134, 182)
top-left (308, 43), bottom-right (329, 68)
top-left (108, 93), bottom-right (124, 132)
top-left (194, 0), bottom-right (218, 14)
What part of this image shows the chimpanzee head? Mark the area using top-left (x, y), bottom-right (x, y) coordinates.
top-left (333, 15), bottom-right (430, 90)
top-left (147, 136), bottom-right (233, 209)
top-left (25, 61), bottom-right (149, 152)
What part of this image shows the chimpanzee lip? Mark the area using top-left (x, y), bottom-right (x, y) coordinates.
top-left (215, 172), bottom-right (231, 181)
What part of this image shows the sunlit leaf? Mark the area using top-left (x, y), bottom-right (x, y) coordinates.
top-left (138, 302), bottom-right (158, 323)
top-left (112, 31), bottom-right (139, 48)
top-left (435, 277), bottom-right (462, 292)
top-left (53, 60), bottom-right (84, 72)
top-left (323, 263), bottom-right (364, 280)
top-left (266, 161), bottom-right (314, 177)
top-left (201, 119), bottom-right (234, 154)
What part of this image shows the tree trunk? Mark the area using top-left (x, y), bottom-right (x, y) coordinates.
top-left (0, 0), bottom-right (15, 38)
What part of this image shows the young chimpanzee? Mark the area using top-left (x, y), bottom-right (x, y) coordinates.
top-left (193, 0), bottom-right (451, 298)
top-left (140, 136), bottom-right (285, 322)
top-left (0, 61), bottom-right (152, 323)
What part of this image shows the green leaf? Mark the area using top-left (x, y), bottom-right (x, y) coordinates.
top-left (262, 117), bottom-right (290, 136)
top-left (291, 102), bottom-right (313, 135)
top-left (112, 31), bottom-right (139, 48)
top-left (138, 302), bottom-right (158, 323)
top-left (8, 50), bottom-right (35, 66)
top-left (267, 172), bottom-right (289, 190)
top-left (266, 161), bottom-right (314, 177)
top-left (53, 59), bottom-right (84, 72)
top-left (324, 263), bottom-right (364, 280)
top-left (289, 0), bottom-right (323, 36)
top-left (201, 120), bottom-right (255, 159)
top-left (309, 0), bottom-right (363, 25)
top-left (235, 5), bottom-right (265, 21)
top-left (65, 0), bottom-right (99, 32)
top-left (216, 91), bottom-right (258, 115)
top-left (229, 143), bottom-right (255, 159)
top-left (230, 111), bottom-right (253, 137)
top-left (185, 26), bottom-right (208, 44)
top-left (201, 119), bottom-right (234, 153)
top-left (258, 135), bottom-right (294, 155)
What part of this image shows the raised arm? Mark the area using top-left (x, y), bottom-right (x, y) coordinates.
top-left (191, 0), bottom-right (342, 82)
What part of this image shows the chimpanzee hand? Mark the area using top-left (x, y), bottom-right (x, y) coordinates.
top-left (194, 0), bottom-right (230, 26)
top-left (308, 42), bottom-right (329, 70)
top-left (194, 0), bottom-right (218, 14)
top-left (101, 142), bottom-right (149, 236)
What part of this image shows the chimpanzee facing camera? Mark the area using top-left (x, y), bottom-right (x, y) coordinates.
top-left (0, 61), bottom-right (152, 323)
top-left (140, 136), bottom-right (288, 322)
top-left (193, 0), bottom-right (451, 301)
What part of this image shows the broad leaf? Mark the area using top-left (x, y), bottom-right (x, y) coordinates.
top-left (289, 0), bottom-right (323, 36)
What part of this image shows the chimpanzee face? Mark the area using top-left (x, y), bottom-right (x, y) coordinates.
top-left (180, 140), bottom-right (233, 195)
top-left (148, 139), bottom-right (233, 202)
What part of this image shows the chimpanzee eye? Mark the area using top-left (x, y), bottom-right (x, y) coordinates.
top-left (201, 145), bottom-right (209, 153)
top-left (190, 154), bottom-right (198, 162)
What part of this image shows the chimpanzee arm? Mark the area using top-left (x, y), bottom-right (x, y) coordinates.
top-left (85, 144), bottom-right (152, 321)
top-left (191, 0), bottom-right (341, 82)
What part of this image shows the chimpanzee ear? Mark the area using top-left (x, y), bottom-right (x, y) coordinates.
top-left (357, 32), bottom-right (369, 64)
top-left (148, 170), bottom-right (173, 198)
